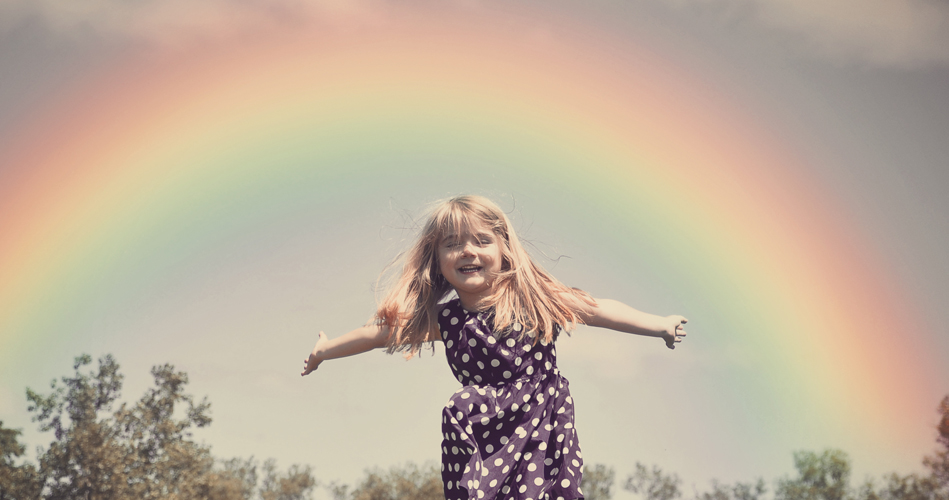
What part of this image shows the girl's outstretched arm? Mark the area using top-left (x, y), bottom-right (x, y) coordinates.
top-left (567, 295), bottom-right (688, 349)
top-left (301, 325), bottom-right (390, 376)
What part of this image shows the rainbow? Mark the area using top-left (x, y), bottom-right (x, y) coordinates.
top-left (0, 5), bottom-right (940, 469)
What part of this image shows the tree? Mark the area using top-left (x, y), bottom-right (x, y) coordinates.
top-left (775, 450), bottom-right (851, 500)
top-left (0, 421), bottom-right (42, 500)
top-left (924, 396), bottom-right (949, 491)
top-left (625, 462), bottom-right (682, 500)
top-left (20, 353), bottom-right (317, 500)
top-left (696, 479), bottom-right (767, 500)
top-left (581, 463), bottom-right (616, 500)
top-left (331, 462), bottom-right (443, 500)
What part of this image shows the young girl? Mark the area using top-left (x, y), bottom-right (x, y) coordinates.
top-left (302, 195), bottom-right (687, 500)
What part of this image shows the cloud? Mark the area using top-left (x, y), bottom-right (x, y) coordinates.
top-left (675, 0), bottom-right (949, 67)
top-left (2, 0), bottom-right (948, 67)
top-left (0, 0), bottom-right (383, 46)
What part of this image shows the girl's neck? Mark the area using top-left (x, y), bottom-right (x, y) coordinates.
top-left (458, 294), bottom-right (488, 313)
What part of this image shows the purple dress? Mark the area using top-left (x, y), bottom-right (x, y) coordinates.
top-left (439, 298), bottom-right (584, 500)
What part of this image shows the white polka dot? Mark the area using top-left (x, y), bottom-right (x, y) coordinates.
top-left (481, 416), bottom-right (489, 425)
top-left (451, 317), bottom-right (459, 325)
top-left (469, 338), bottom-right (477, 347)
top-left (534, 352), bottom-right (543, 360)
top-left (443, 309), bottom-right (450, 316)
top-left (513, 323), bottom-right (522, 332)
top-left (558, 434), bottom-right (565, 443)
top-left (486, 444), bottom-right (494, 453)
top-left (515, 357), bottom-right (522, 366)
top-left (535, 477), bottom-right (544, 486)
top-left (545, 361), bottom-right (552, 370)
top-left (487, 336), bottom-right (496, 344)
top-left (500, 436), bottom-right (509, 444)
top-left (490, 479), bottom-right (497, 487)
top-left (512, 403), bottom-right (519, 411)
top-left (477, 361), bottom-right (485, 369)
top-left (525, 452), bottom-right (532, 460)
top-left (527, 366), bottom-right (534, 375)
top-left (491, 359), bottom-right (500, 367)
top-left (474, 375), bottom-right (482, 382)
top-left (451, 446), bottom-right (458, 454)
top-left (523, 344), bottom-right (531, 352)
top-left (539, 442), bottom-right (548, 450)
top-left (456, 411), bottom-right (463, 419)
top-left (503, 371), bottom-right (512, 379)
top-left (502, 486), bottom-right (511, 494)
top-left (523, 394), bottom-right (531, 403)
top-left (461, 392), bottom-right (470, 399)
top-left (503, 465), bottom-right (510, 474)
top-left (506, 339), bottom-right (515, 347)
top-left (561, 479), bottom-right (570, 488)
top-left (462, 370), bottom-right (470, 377)
top-left (447, 340), bottom-right (453, 348)
top-left (528, 463), bottom-right (537, 472)
top-left (462, 354), bottom-right (470, 363)
top-left (477, 490), bottom-right (484, 498)
top-left (483, 431), bottom-right (490, 439)
top-left (545, 458), bottom-right (553, 466)
top-left (519, 485), bottom-right (527, 493)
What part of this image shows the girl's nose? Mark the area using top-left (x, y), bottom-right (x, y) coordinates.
top-left (461, 241), bottom-right (475, 256)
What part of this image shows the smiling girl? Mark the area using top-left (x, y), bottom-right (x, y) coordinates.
top-left (302, 195), bottom-right (688, 500)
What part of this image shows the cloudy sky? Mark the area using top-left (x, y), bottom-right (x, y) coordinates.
top-left (1, 1), bottom-right (947, 498)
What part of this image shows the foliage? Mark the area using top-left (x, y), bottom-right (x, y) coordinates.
top-left (696, 479), bottom-right (768, 500)
top-left (775, 449), bottom-right (851, 500)
top-left (0, 421), bottom-right (42, 500)
top-left (330, 462), bottom-right (443, 500)
top-left (581, 463), bottom-right (616, 500)
top-left (924, 396), bottom-right (949, 490)
top-left (625, 462), bottom-right (683, 500)
top-left (7, 354), bottom-right (316, 500)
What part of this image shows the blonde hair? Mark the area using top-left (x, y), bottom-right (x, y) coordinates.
top-left (374, 195), bottom-right (595, 357)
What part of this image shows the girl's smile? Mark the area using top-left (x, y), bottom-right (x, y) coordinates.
top-left (438, 225), bottom-right (503, 310)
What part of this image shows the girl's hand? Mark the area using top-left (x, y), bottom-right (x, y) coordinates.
top-left (301, 331), bottom-right (329, 376)
top-left (661, 316), bottom-right (688, 349)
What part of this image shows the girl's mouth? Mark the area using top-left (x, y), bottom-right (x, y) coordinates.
top-left (458, 265), bottom-right (482, 274)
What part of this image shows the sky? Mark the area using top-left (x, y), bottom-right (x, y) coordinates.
top-left (1, 1), bottom-right (948, 498)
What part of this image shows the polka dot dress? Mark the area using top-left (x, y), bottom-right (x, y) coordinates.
top-left (439, 298), bottom-right (584, 500)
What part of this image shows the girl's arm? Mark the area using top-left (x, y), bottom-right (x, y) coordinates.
top-left (300, 325), bottom-right (390, 376)
top-left (566, 294), bottom-right (688, 349)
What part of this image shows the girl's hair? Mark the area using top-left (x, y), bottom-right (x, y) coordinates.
top-left (374, 195), bottom-right (595, 357)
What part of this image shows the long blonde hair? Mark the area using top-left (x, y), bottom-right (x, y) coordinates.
top-left (374, 195), bottom-right (594, 357)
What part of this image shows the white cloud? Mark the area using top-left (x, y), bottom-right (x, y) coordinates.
top-left (3, 0), bottom-right (948, 67)
top-left (0, 0), bottom-right (384, 46)
top-left (675, 0), bottom-right (949, 67)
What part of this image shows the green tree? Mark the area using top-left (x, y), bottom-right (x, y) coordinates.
top-left (581, 463), bottom-right (616, 500)
top-left (924, 396), bottom-right (949, 491)
top-left (696, 479), bottom-right (767, 500)
top-left (625, 462), bottom-right (683, 500)
top-left (332, 462), bottom-right (443, 500)
top-left (21, 353), bottom-right (316, 500)
top-left (775, 450), bottom-right (851, 500)
top-left (0, 421), bottom-right (42, 500)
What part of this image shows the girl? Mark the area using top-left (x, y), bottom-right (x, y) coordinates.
top-left (302, 195), bottom-right (687, 500)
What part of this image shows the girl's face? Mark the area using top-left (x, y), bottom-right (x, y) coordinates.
top-left (438, 222), bottom-right (503, 311)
